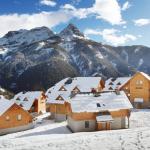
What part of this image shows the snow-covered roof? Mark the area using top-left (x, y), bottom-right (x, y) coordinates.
top-left (46, 77), bottom-right (102, 104)
top-left (12, 91), bottom-right (42, 111)
top-left (0, 98), bottom-right (14, 116)
top-left (70, 91), bottom-right (133, 113)
top-left (96, 115), bottom-right (113, 122)
top-left (140, 72), bottom-right (150, 80)
top-left (104, 77), bottom-right (131, 91)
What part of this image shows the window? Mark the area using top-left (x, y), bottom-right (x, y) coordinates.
top-left (59, 86), bottom-right (67, 91)
top-left (16, 97), bottom-right (20, 101)
top-left (109, 82), bottom-right (113, 85)
top-left (23, 97), bottom-right (28, 101)
top-left (136, 80), bottom-right (143, 85)
top-left (109, 87), bottom-right (113, 90)
top-left (56, 95), bottom-right (64, 101)
top-left (72, 87), bottom-right (80, 93)
top-left (6, 116), bottom-right (10, 121)
top-left (117, 82), bottom-right (121, 85)
top-left (85, 121), bottom-right (89, 128)
top-left (17, 114), bottom-right (22, 121)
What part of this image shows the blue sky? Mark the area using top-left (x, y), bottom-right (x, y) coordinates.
top-left (0, 0), bottom-right (150, 46)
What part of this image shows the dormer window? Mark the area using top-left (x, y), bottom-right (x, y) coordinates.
top-left (16, 97), bottom-right (20, 101)
top-left (117, 82), bottom-right (121, 85)
top-left (59, 86), bottom-right (67, 91)
top-left (109, 87), bottom-right (113, 90)
top-left (20, 104), bottom-right (23, 107)
top-left (23, 97), bottom-right (28, 101)
top-left (56, 95), bottom-right (64, 101)
top-left (109, 82), bottom-right (114, 85)
top-left (72, 86), bottom-right (80, 93)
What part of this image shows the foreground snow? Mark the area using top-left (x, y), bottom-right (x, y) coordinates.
top-left (1, 110), bottom-right (150, 150)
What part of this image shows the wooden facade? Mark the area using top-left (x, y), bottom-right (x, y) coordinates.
top-left (0, 103), bottom-right (32, 129)
top-left (120, 72), bottom-right (150, 108)
top-left (49, 103), bottom-right (66, 115)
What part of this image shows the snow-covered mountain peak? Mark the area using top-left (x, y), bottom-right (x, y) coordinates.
top-left (59, 23), bottom-right (84, 41)
top-left (0, 26), bottom-right (54, 46)
top-left (0, 24), bottom-right (150, 93)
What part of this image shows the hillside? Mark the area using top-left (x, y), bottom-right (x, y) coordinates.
top-left (0, 24), bottom-right (150, 93)
top-left (0, 86), bottom-right (14, 99)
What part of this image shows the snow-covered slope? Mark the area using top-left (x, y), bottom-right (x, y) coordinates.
top-left (0, 86), bottom-right (14, 99)
top-left (1, 110), bottom-right (150, 150)
top-left (59, 23), bottom-right (85, 41)
top-left (0, 23), bottom-right (149, 93)
top-left (0, 27), bottom-right (54, 46)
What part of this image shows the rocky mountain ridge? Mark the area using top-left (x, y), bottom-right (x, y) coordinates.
top-left (0, 23), bottom-right (149, 93)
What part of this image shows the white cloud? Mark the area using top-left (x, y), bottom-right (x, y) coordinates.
top-left (84, 28), bottom-right (137, 46)
top-left (0, 11), bottom-right (71, 37)
top-left (91, 0), bottom-right (125, 25)
top-left (62, 4), bottom-right (90, 19)
top-left (62, 0), bottom-right (125, 25)
top-left (84, 29), bottom-right (102, 36)
top-left (62, 4), bottom-right (76, 10)
top-left (40, 0), bottom-right (56, 7)
top-left (122, 1), bottom-right (131, 11)
top-left (134, 19), bottom-right (150, 26)
top-left (0, 0), bottom-right (125, 37)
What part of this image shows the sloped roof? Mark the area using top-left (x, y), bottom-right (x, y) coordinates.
top-left (104, 77), bottom-right (131, 91)
top-left (70, 91), bottom-right (133, 113)
top-left (140, 72), bottom-right (150, 80)
top-left (12, 91), bottom-right (42, 110)
top-left (46, 77), bottom-right (102, 104)
top-left (0, 98), bottom-right (14, 116)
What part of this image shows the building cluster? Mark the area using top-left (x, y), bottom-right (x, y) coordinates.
top-left (0, 71), bottom-right (150, 134)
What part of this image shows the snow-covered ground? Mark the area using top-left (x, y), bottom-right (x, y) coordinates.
top-left (1, 109), bottom-right (150, 150)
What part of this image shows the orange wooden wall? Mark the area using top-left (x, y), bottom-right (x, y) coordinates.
top-left (0, 104), bottom-right (32, 129)
top-left (121, 72), bottom-right (150, 104)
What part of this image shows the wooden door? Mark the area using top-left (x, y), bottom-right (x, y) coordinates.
top-left (97, 122), bottom-right (111, 131)
top-left (106, 122), bottom-right (111, 130)
top-left (97, 122), bottom-right (106, 131)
